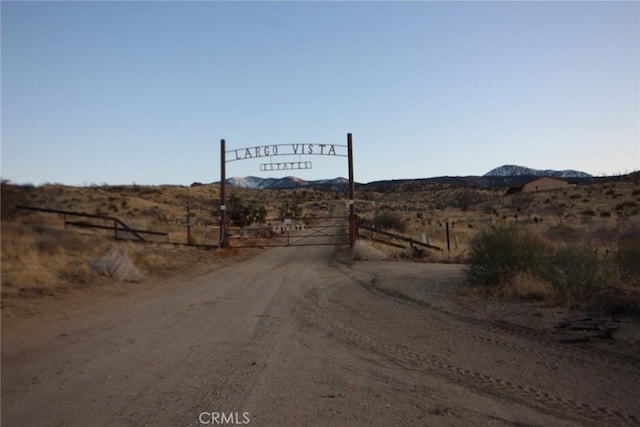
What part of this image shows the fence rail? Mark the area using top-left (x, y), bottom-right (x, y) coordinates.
top-left (358, 224), bottom-right (443, 251)
top-left (15, 205), bottom-right (167, 242)
top-left (64, 220), bottom-right (167, 237)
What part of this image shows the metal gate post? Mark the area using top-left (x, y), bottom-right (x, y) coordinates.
top-left (220, 139), bottom-right (227, 248)
top-left (348, 133), bottom-right (356, 247)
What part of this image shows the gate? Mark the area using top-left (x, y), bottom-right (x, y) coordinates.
top-left (226, 213), bottom-right (350, 248)
top-left (219, 134), bottom-right (356, 248)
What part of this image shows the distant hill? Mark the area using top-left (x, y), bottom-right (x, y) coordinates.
top-left (226, 176), bottom-right (349, 191)
top-left (484, 165), bottom-right (592, 178)
top-left (223, 165), bottom-right (599, 192)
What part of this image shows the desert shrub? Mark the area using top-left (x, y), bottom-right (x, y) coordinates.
top-left (373, 211), bottom-right (406, 233)
top-left (616, 231), bottom-right (640, 285)
top-left (466, 226), bottom-right (624, 309)
top-left (465, 224), bottom-right (548, 287)
top-left (541, 246), bottom-right (608, 309)
top-left (616, 201), bottom-right (639, 211)
top-left (467, 222), bottom-right (639, 307)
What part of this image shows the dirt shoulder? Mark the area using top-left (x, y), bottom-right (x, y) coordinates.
top-left (353, 260), bottom-right (640, 350)
top-left (1, 244), bottom-right (259, 327)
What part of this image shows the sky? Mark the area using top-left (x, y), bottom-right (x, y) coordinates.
top-left (1, 1), bottom-right (639, 186)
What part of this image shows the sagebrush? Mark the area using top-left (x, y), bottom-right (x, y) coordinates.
top-left (465, 223), bottom-right (640, 313)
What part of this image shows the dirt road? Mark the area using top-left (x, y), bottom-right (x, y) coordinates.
top-left (3, 240), bottom-right (640, 426)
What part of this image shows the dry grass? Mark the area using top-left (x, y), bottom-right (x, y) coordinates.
top-left (352, 240), bottom-right (387, 261)
top-left (2, 174), bottom-right (638, 301)
top-left (1, 220), bottom-right (111, 296)
top-left (0, 215), bottom-right (212, 298)
top-left (499, 273), bottom-right (556, 303)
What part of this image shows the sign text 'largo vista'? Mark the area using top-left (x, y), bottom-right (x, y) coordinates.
top-left (226, 143), bottom-right (348, 162)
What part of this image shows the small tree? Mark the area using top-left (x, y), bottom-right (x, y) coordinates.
top-left (228, 194), bottom-right (267, 227)
top-left (277, 201), bottom-right (302, 220)
top-left (450, 189), bottom-right (484, 212)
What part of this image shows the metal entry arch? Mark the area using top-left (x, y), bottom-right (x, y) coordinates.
top-left (219, 134), bottom-right (356, 248)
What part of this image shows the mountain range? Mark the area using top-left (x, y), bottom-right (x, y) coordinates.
top-left (226, 176), bottom-right (349, 191)
top-left (224, 165), bottom-right (594, 190)
top-left (483, 165), bottom-right (592, 178)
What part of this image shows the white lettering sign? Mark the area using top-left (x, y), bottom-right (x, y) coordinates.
top-left (272, 222), bottom-right (305, 233)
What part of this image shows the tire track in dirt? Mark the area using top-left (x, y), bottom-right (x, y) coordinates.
top-left (298, 310), bottom-right (639, 427)
top-left (163, 244), bottom-right (342, 426)
top-left (163, 257), bottom-right (317, 426)
top-left (362, 274), bottom-right (640, 379)
top-left (339, 261), bottom-right (640, 373)
top-left (297, 267), bottom-right (640, 427)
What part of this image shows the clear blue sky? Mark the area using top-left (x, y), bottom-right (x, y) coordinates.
top-left (2, 1), bottom-right (638, 186)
